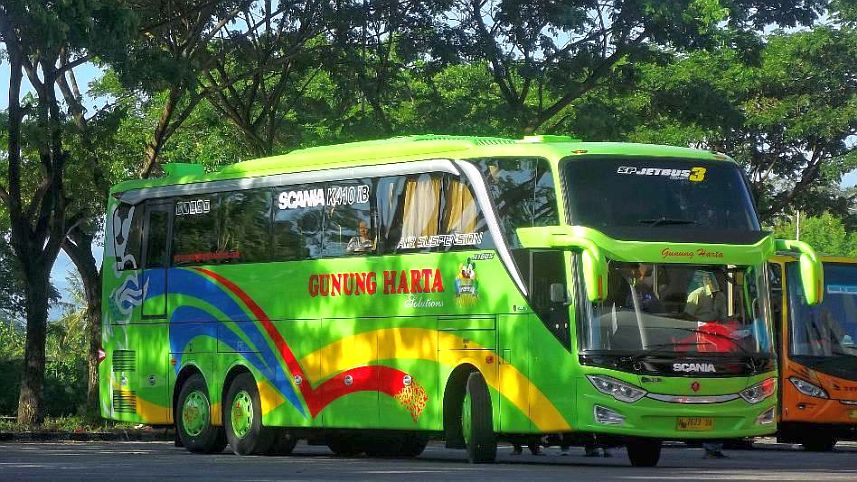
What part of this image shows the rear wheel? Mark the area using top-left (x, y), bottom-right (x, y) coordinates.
top-left (225, 373), bottom-right (275, 455)
top-left (627, 439), bottom-right (661, 467)
top-left (802, 434), bottom-right (836, 452)
top-left (462, 372), bottom-right (496, 463)
top-left (175, 374), bottom-right (226, 454)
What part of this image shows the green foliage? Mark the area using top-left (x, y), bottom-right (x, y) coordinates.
top-left (0, 275), bottom-right (89, 417)
top-left (772, 212), bottom-right (857, 257)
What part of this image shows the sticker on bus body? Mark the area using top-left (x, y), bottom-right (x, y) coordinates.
top-left (616, 166), bottom-right (706, 182)
top-left (827, 284), bottom-right (857, 295)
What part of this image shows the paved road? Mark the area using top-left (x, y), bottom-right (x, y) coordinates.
top-left (2, 439), bottom-right (857, 481)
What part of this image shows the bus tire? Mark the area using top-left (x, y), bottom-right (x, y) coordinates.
top-left (626, 439), bottom-right (661, 467)
top-left (802, 434), bottom-right (836, 452)
top-left (398, 432), bottom-right (429, 457)
top-left (224, 373), bottom-right (275, 455)
top-left (266, 429), bottom-right (298, 455)
top-left (462, 372), bottom-right (496, 463)
top-left (175, 373), bottom-right (227, 454)
top-left (327, 433), bottom-right (364, 456)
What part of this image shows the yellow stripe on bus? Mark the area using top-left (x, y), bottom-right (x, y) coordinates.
top-left (301, 327), bottom-right (571, 432)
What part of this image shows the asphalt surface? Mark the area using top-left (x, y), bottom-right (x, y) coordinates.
top-left (2, 438), bottom-right (857, 481)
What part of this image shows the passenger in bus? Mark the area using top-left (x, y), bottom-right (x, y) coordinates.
top-left (346, 221), bottom-right (376, 253)
top-left (684, 272), bottom-right (727, 322)
top-left (625, 263), bottom-right (663, 313)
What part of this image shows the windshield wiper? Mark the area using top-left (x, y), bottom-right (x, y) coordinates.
top-left (638, 217), bottom-right (699, 227)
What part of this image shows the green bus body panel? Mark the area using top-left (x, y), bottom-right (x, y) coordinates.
top-left (100, 134), bottom-right (779, 441)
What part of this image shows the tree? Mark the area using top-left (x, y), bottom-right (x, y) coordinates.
top-left (452, 0), bottom-right (826, 134)
top-left (565, 26), bottom-right (857, 224)
top-left (0, 0), bottom-right (135, 424)
top-left (772, 212), bottom-right (856, 257)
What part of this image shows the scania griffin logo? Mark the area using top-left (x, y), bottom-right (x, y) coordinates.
top-left (673, 363), bottom-right (716, 373)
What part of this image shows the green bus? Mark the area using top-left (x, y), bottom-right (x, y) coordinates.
top-left (100, 134), bottom-right (822, 466)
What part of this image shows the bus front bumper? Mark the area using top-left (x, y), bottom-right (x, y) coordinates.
top-left (575, 378), bottom-right (778, 440)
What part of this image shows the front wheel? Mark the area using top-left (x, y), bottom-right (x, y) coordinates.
top-left (175, 374), bottom-right (227, 453)
top-left (462, 372), bottom-right (496, 463)
top-left (627, 439), bottom-right (661, 467)
top-left (802, 434), bottom-right (836, 452)
top-left (224, 373), bottom-right (275, 455)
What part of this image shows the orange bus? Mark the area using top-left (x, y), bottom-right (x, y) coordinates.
top-left (770, 256), bottom-right (857, 451)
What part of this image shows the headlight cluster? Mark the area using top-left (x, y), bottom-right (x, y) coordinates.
top-left (587, 375), bottom-right (646, 403)
top-left (739, 378), bottom-right (777, 404)
top-left (789, 376), bottom-right (828, 399)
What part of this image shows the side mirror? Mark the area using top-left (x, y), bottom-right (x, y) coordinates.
top-left (775, 239), bottom-right (823, 305)
top-left (517, 227), bottom-right (608, 303)
top-left (549, 283), bottom-right (567, 304)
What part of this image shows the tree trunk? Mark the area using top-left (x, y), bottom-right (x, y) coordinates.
top-left (17, 261), bottom-right (51, 425)
top-left (63, 232), bottom-right (103, 420)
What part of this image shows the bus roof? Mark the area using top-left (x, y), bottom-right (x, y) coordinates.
top-left (111, 134), bottom-right (731, 194)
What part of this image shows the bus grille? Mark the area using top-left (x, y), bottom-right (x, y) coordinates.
top-left (112, 391), bottom-right (137, 413)
top-left (112, 350), bottom-right (136, 372)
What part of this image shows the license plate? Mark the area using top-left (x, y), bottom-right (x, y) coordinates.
top-left (677, 417), bottom-right (714, 431)
top-left (849, 410), bottom-right (857, 419)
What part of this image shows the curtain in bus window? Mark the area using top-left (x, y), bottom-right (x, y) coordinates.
top-left (113, 202), bottom-right (142, 271)
top-left (443, 177), bottom-right (478, 234)
top-left (400, 174), bottom-right (440, 244)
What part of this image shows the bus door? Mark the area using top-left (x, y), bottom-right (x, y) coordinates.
top-left (500, 249), bottom-right (573, 432)
top-left (142, 201), bottom-right (172, 318)
top-left (129, 200), bottom-right (173, 423)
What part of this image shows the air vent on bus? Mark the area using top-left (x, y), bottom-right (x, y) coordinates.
top-left (112, 350), bottom-right (136, 372)
top-left (112, 390), bottom-right (137, 413)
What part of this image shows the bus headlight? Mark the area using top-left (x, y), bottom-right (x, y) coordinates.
top-left (789, 377), bottom-right (828, 399)
top-left (740, 378), bottom-right (777, 404)
top-left (587, 375), bottom-right (646, 403)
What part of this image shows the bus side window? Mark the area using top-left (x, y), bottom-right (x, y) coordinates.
top-left (323, 179), bottom-right (376, 257)
top-left (524, 250), bottom-right (571, 349)
top-left (219, 189), bottom-right (272, 263)
top-left (144, 204), bottom-right (170, 269)
top-left (377, 173), bottom-right (443, 253)
top-left (439, 174), bottom-right (494, 251)
top-left (468, 157), bottom-right (558, 248)
top-left (272, 184), bottom-right (323, 260)
top-left (172, 195), bottom-right (220, 266)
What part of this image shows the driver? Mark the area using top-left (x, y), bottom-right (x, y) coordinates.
top-left (684, 272), bottom-right (727, 322)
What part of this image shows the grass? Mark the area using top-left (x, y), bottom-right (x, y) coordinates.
top-left (0, 415), bottom-right (138, 433)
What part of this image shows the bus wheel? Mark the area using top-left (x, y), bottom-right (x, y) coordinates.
top-left (627, 439), bottom-right (661, 467)
top-left (363, 433), bottom-right (404, 457)
top-left (462, 372), bottom-right (497, 463)
top-left (802, 434), bottom-right (836, 452)
top-left (176, 374), bottom-right (227, 453)
top-left (398, 432), bottom-right (429, 457)
top-left (327, 433), bottom-right (364, 456)
top-left (224, 373), bottom-right (275, 455)
top-left (266, 429), bottom-right (298, 455)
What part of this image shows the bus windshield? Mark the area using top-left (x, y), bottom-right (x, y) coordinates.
top-left (788, 263), bottom-right (857, 361)
top-left (563, 157), bottom-right (761, 243)
top-left (580, 261), bottom-right (772, 356)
